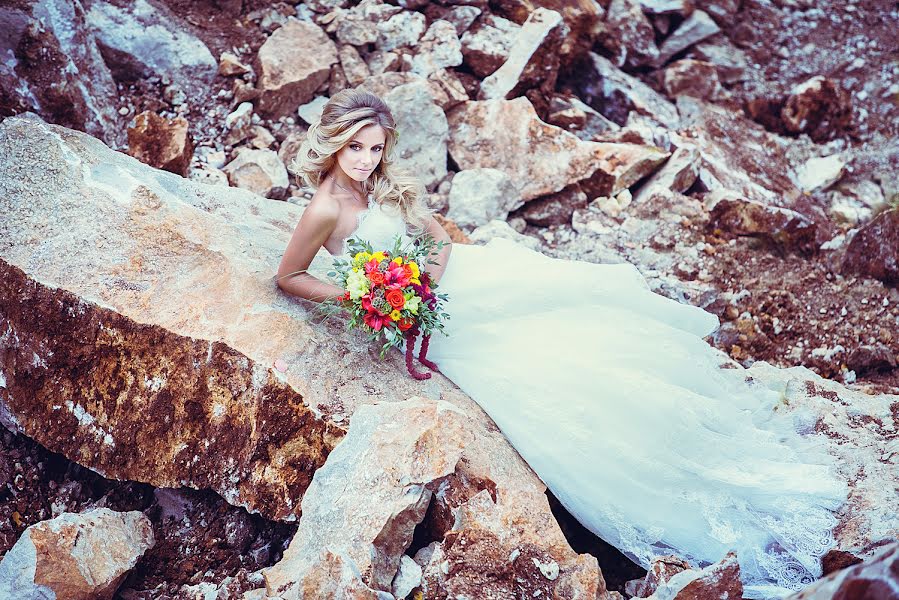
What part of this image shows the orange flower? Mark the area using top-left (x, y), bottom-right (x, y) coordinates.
top-left (398, 317), bottom-right (414, 331)
top-left (386, 289), bottom-right (405, 310)
top-left (368, 270), bottom-right (386, 286)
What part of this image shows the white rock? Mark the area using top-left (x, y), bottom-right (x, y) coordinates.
top-left (447, 168), bottom-right (520, 230)
top-left (383, 80), bottom-right (448, 188)
top-left (297, 95), bottom-right (330, 126)
top-left (412, 20), bottom-right (463, 76)
top-left (796, 155), bottom-right (845, 192)
top-left (469, 220), bottom-right (543, 251)
top-left (222, 148), bottom-right (290, 198)
top-left (377, 11), bottom-right (427, 51)
top-left (653, 9), bottom-right (721, 67)
top-left (391, 555), bottom-right (423, 599)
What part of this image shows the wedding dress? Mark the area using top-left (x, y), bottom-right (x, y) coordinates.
top-left (331, 198), bottom-right (848, 599)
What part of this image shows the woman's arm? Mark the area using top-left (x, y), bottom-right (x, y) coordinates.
top-left (420, 215), bottom-right (452, 283)
top-left (277, 199), bottom-right (346, 303)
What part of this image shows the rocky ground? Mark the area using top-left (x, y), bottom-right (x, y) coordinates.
top-left (1, 0), bottom-right (898, 597)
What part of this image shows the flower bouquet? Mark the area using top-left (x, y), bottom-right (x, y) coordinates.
top-left (324, 235), bottom-right (450, 380)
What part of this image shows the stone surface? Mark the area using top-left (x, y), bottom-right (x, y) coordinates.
top-left (781, 76), bottom-right (852, 143)
top-left (632, 145), bottom-right (700, 203)
top-left (254, 20), bottom-right (338, 118)
top-left (412, 20), bottom-right (464, 76)
top-left (796, 154), bottom-right (845, 193)
top-left (86, 0), bottom-right (217, 88)
top-left (708, 196), bottom-right (820, 253)
top-left (574, 52), bottom-right (681, 129)
top-left (601, 0), bottom-right (660, 68)
top-left (675, 96), bottom-right (801, 205)
top-left (447, 168), bottom-right (521, 229)
top-left (461, 14), bottom-right (521, 78)
top-left (480, 8), bottom-right (566, 101)
top-left (223, 148), bottom-right (290, 199)
top-left (469, 220), bottom-right (543, 251)
top-left (224, 102), bottom-right (254, 146)
top-left (337, 44), bottom-right (370, 87)
top-left (689, 34), bottom-right (748, 83)
top-left (376, 10), bottom-right (427, 51)
top-left (517, 184), bottom-right (589, 227)
top-left (0, 0), bottom-right (121, 146)
top-left (786, 542), bottom-right (899, 600)
top-left (127, 111), bottom-right (194, 177)
top-left (841, 209), bottom-right (899, 285)
top-left (448, 97), bottom-right (669, 202)
top-left (846, 344), bottom-right (898, 376)
top-left (625, 555), bottom-right (691, 597)
top-left (489, 0), bottom-right (606, 63)
top-left (653, 9), bottom-right (721, 67)
top-left (663, 59), bottom-right (722, 100)
top-left (383, 80), bottom-right (449, 189)
top-left (219, 51), bottom-right (251, 77)
top-left (0, 508), bottom-right (154, 600)
top-left (644, 552), bottom-right (742, 599)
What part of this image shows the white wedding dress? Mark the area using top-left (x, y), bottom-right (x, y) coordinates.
top-left (333, 199), bottom-right (847, 599)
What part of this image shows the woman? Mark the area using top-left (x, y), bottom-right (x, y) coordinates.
top-left (277, 89), bottom-right (847, 598)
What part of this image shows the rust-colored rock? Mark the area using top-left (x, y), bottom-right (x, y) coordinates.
top-left (490, 0), bottom-right (605, 63)
top-left (433, 213), bottom-right (473, 244)
top-left (254, 20), bottom-right (338, 118)
top-left (708, 196), bottom-right (820, 253)
top-left (448, 97), bottom-right (669, 202)
top-left (781, 76), bottom-right (852, 142)
top-left (0, 508), bottom-right (154, 600)
top-left (841, 209), bottom-right (899, 285)
top-left (649, 552), bottom-right (743, 599)
top-left (127, 111), bottom-right (194, 177)
top-left (787, 542), bottom-right (899, 600)
top-left (516, 183), bottom-right (588, 226)
top-left (626, 555), bottom-right (691, 597)
top-left (663, 59), bottom-right (721, 100)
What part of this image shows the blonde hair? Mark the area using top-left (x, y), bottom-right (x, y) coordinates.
top-left (293, 88), bottom-right (430, 230)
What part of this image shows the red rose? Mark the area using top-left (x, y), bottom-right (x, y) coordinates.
top-left (386, 289), bottom-right (405, 310)
top-left (398, 317), bottom-right (414, 331)
top-left (369, 271), bottom-right (386, 286)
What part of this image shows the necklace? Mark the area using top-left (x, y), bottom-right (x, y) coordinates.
top-left (330, 175), bottom-right (367, 207)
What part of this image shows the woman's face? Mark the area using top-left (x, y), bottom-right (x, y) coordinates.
top-left (335, 124), bottom-right (387, 183)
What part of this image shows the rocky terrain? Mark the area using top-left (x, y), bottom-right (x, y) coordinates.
top-left (1, 0), bottom-right (898, 598)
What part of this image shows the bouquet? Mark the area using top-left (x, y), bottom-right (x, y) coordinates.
top-left (324, 234), bottom-right (450, 380)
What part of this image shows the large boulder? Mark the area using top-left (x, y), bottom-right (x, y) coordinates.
top-left (0, 508), bottom-right (154, 600)
top-left (786, 542), bottom-right (899, 600)
top-left (85, 0), bottom-right (217, 89)
top-left (254, 20), bottom-right (338, 118)
top-left (0, 116), bottom-right (605, 590)
top-left (841, 209), bottom-right (899, 285)
top-left (448, 97), bottom-right (669, 202)
top-left (600, 0), bottom-right (660, 68)
top-left (383, 80), bottom-right (449, 189)
top-left (460, 14), bottom-right (521, 78)
top-left (0, 0), bottom-right (121, 146)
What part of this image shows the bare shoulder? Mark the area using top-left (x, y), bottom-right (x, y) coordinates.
top-left (303, 188), bottom-right (340, 224)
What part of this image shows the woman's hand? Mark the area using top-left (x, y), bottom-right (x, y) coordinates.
top-left (421, 215), bottom-right (452, 284)
top-left (277, 198), bottom-right (346, 302)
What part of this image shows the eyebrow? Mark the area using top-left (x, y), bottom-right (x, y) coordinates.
top-left (350, 140), bottom-right (385, 146)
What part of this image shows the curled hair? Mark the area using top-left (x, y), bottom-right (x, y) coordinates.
top-left (292, 88), bottom-right (430, 230)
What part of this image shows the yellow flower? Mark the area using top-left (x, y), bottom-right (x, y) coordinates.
top-left (407, 261), bottom-right (420, 279)
top-left (389, 309), bottom-right (402, 321)
top-left (353, 251), bottom-right (372, 268)
top-left (371, 251), bottom-right (387, 263)
top-left (392, 256), bottom-right (404, 265)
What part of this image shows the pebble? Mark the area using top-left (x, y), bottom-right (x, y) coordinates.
top-left (118, 106), bottom-right (129, 116)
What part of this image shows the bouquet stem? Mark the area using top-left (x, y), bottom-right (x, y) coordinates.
top-left (405, 334), bottom-right (431, 380)
top-left (418, 334), bottom-right (440, 372)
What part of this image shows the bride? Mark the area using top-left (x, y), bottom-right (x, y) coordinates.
top-left (277, 89), bottom-right (847, 598)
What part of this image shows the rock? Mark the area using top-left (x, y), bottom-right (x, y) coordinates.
top-left (219, 51), bottom-right (251, 77)
top-left (448, 97), bottom-right (669, 202)
top-left (846, 344), bottom-right (897, 375)
top-left (639, 0), bottom-right (694, 15)
top-left (360, 71), bottom-right (460, 112)
top-left (652, 9), bottom-right (721, 67)
top-left (86, 0), bottom-right (217, 88)
top-left (694, 0), bottom-right (740, 24)
top-left (338, 44), bottom-right (370, 87)
top-left (708, 196), bottom-right (820, 253)
top-left (278, 130), bottom-right (308, 173)
top-left (469, 220), bottom-right (543, 251)
top-left (447, 168), bottom-right (521, 229)
top-left (516, 184), bottom-right (588, 226)
top-left (392, 555), bottom-right (423, 598)
top-left (601, 0), bottom-right (660, 68)
top-left (644, 552), bottom-right (742, 599)
top-left (0, 0), bottom-right (121, 146)
top-left (663, 59), bottom-right (721, 100)
top-left (632, 145), bottom-right (700, 203)
top-left (427, 69), bottom-right (471, 111)
top-left (461, 15), bottom-right (521, 78)
top-left (296, 96), bottom-right (330, 126)
top-left (690, 34), bottom-right (749, 83)
top-left (248, 125), bottom-right (276, 150)
top-left (127, 111), bottom-right (194, 177)
top-left (254, 20), bottom-right (338, 118)
top-left (573, 52), bottom-right (681, 129)
top-left (781, 76), bottom-right (852, 142)
top-left (675, 96), bottom-right (800, 204)
top-left (376, 10), bottom-right (427, 51)
top-left (412, 20), bottom-right (464, 76)
top-left (786, 542), bottom-right (899, 599)
top-left (224, 102), bottom-right (254, 146)
top-left (383, 81), bottom-right (449, 189)
top-left (0, 508), bottom-right (154, 600)
top-left (625, 555), bottom-right (691, 597)
top-left (223, 148), bottom-right (290, 199)
top-left (480, 8), bottom-right (567, 101)
top-left (841, 209), bottom-right (899, 285)
top-left (190, 165), bottom-right (230, 187)
top-left (796, 155), bottom-right (845, 193)
top-left (264, 397), bottom-right (605, 598)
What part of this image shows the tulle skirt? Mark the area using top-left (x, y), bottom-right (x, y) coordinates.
top-left (426, 238), bottom-right (847, 598)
